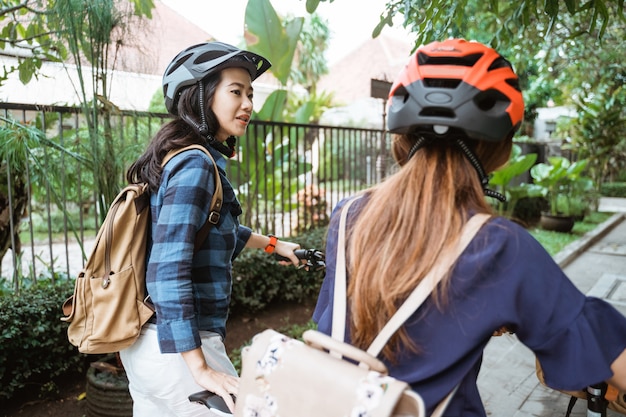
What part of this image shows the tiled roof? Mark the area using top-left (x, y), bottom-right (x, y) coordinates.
top-left (113, 0), bottom-right (280, 87)
top-left (112, 0), bottom-right (214, 76)
top-left (318, 34), bottom-right (414, 105)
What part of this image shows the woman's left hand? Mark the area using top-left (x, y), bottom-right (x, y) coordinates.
top-left (274, 240), bottom-right (301, 266)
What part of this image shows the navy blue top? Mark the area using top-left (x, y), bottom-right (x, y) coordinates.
top-left (313, 196), bottom-right (626, 416)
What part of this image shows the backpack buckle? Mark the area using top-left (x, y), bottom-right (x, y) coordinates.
top-left (208, 211), bottom-right (220, 224)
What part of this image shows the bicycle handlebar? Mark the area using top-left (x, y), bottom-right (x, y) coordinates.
top-left (188, 391), bottom-right (234, 416)
top-left (274, 248), bottom-right (325, 271)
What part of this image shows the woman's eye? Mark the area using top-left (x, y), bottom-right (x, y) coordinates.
top-left (231, 89), bottom-right (241, 96)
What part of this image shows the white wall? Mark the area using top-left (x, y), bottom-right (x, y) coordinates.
top-left (0, 55), bottom-right (274, 112)
top-left (533, 106), bottom-right (576, 141)
top-left (0, 56), bottom-right (162, 111)
top-left (320, 97), bottom-right (386, 129)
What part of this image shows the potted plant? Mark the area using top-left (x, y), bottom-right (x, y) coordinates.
top-left (488, 143), bottom-right (543, 224)
top-left (530, 156), bottom-right (590, 232)
top-left (85, 355), bottom-right (133, 417)
top-left (556, 175), bottom-right (595, 221)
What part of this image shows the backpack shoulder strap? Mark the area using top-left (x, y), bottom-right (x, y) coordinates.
top-left (332, 209), bottom-right (490, 417)
top-left (162, 144), bottom-right (223, 252)
top-left (366, 213), bottom-right (491, 355)
top-left (331, 202), bottom-right (491, 347)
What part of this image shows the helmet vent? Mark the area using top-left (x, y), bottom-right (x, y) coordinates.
top-left (391, 85), bottom-right (410, 103)
top-left (506, 78), bottom-right (521, 92)
top-left (419, 107), bottom-right (455, 118)
top-left (418, 52), bottom-right (483, 67)
top-left (195, 50), bottom-right (228, 64)
top-left (167, 53), bottom-right (192, 76)
top-left (487, 57), bottom-right (513, 71)
top-left (423, 78), bottom-right (461, 89)
top-left (474, 89), bottom-right (510, 112)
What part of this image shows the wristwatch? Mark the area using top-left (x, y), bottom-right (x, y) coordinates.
top-left (264, 234), bottom-right (278, 253)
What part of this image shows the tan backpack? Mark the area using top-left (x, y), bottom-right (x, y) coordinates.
top-left (61, 145), bottom-right (222, 354)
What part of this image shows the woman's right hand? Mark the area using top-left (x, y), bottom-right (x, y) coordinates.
top-left (181, 348), bottom-right (239, 412)
top-left (193, 367), bottom-right (239, 413)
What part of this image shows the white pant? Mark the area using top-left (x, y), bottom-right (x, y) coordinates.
top-left (119, 324), bottom-right (237, 417)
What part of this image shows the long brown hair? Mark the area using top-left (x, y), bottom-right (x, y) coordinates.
top-left (126, 73), bottom-right (222, 192)
top-left (346, 134), bottom-right (512, 361)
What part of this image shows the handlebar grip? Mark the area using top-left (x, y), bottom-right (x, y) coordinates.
top-left (274, 249), bottom-right (307, 262)
top-left (188, 391), bottom-right (234, 414)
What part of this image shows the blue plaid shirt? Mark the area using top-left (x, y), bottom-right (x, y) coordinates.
top-left (146, 147), bottom-right (251, 353)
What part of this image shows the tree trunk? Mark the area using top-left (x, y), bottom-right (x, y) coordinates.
top-left (0, 163), bottom-right (28, 268)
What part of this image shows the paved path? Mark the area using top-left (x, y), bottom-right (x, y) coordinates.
top-left (478, 198), bottom-right (626, 416)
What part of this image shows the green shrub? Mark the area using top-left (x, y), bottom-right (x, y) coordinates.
top-left (0, 276), bottom-right (87, 404)
top-left (600, 182), bottom-right (626, 197)
top-left (230, 227), bottom-right (327, 314)
top-left (512, 196), bottom-right (547, 227)
top-left (529, 212), bottom-right (612, 255)
top-left (0, 226), bottom-right (329, 404)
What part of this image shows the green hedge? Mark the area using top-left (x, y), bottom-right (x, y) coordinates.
top-left (230, 227), bottom-right (328, 314)
top-left (0, 277), bottom-right (87, 403)
top-left (0, 226), bottom-right (328, 404)
top-left (601, 182), bottom-right (626, 197)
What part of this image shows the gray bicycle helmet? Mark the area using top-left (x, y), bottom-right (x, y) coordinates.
top-left (163, 41), bottom-right (271, 115)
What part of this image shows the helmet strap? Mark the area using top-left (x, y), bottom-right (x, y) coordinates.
top-left (195, 81), bottom-right (236, 158)
top-left (406, 136), bottom-right (506, 202)
top-left (197, 81), bottom-right (209, 136)
top-left (454, 139), bottom-right (506, 202)
top-left (407, 136), bottom-right (429, 160)
top-left (211, 136), bottom-right (237, 158)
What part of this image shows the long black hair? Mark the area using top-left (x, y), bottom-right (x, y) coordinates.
top-left (126, 74), bottom-right (221, 192)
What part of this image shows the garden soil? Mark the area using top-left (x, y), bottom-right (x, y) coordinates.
top-left (2, 300), bottom-right (316, 417)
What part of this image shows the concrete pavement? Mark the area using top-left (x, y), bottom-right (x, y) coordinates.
top-left (478, 197), bottom-right (626, 416)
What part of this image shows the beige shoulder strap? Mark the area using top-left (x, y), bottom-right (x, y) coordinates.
top-left (366, 213), bottom-right (491, 355)
top-left (331, 196), bottom-right (362, 340)
top-left (331, 203), bottom-right (490, 346)
top-left (331, 198), bottom-right (491, 416)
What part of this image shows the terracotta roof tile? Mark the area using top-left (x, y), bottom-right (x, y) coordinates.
top-left (112, 1), bottom-right (214, 76)
top-left (318, 34), bottom-right (413, 104)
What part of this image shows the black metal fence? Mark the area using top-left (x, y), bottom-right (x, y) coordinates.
top-left (0, 102), bottom-right (393, 287)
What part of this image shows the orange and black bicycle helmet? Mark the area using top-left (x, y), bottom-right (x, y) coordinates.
top-left (387, 38), bottom-right (524, 143)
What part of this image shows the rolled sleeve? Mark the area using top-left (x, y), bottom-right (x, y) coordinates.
top-left (148, 150), bottom-right (221, 353)
top-left (233, 225), bottom-right (252, 260)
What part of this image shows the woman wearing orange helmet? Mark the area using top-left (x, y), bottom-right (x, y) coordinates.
top-left (313, 39), bottom-right (626, 416)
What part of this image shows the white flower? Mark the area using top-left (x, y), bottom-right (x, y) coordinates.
top-left (242, 393), bottom-right (278, 417)
top-left (350, 372), bottom-right (392, 416)
top-left (255, 336), bottom-right (286, 377)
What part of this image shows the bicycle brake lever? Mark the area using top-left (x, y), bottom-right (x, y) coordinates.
top-left (274, 248), bottom-right (325, 271)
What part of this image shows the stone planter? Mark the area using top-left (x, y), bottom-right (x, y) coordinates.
top-left (86, 357), bottom-right (133, 417)
top-left (539, 212), bottom-right (575, 233)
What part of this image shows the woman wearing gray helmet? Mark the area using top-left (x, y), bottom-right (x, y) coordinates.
top-left (121, 42), bottom-right (300, 416)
